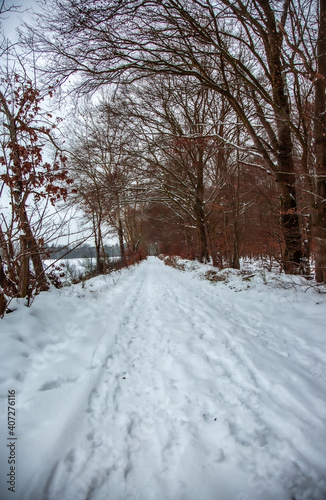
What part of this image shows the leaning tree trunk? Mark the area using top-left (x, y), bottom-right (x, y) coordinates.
top-left (8, 116), bottom-right (49, 293)
top-left (19, 207), bottom-right (49, 292)
top-left (314, 0), bottom-right (326, 283)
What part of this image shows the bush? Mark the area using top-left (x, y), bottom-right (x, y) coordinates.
top-left (203, 269), bottom-right (229, 283)
top-left (163, 256), bottom-right (186, 271)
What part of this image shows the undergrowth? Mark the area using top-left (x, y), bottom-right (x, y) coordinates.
top-left (163, 256), bottom-right (186, 271)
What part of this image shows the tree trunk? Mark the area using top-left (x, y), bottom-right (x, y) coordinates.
top-left (0, 291), bottom-right (6, 316)
top-left (232, 124), bottom-right (241, 270)
top-left (0, 225), bottom-right (18, 295)
top-left (194, 209), bottom-right (208, 263)
top-left (232, 219), bottom-right (240, 269)
top-left (96, 223), bottom-right (104, 274)
top-left (314, 0), bottom-right (326, 283)
top-left (118, 216), bottom-right (126, 264)
top-left (8, 115), bottom-right (48, 292)
top-left (277, 173), bottom-right (303, 274)
top-left (194, 156), bottom-right (209, 263)
top-left (95, 243), bottom-right (103, 274)
top-left (19, 208), bottom-right (48, 291)
top-left (207, 224), bottom-right (219, 267)
top-left (19, 236), bottom-right (30, 299)
top-left (265, 2), bottom-right (303, 273)
top-left (0, 257), bottom-right (8, 316)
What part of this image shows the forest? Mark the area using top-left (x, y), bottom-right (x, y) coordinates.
top-left (1, 0), bottom-right (326, 315)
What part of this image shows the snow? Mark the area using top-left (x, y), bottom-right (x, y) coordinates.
top-left (43, 257), bottom-right (122, 287)
top-left (0, 256), bottom-right (325, 500)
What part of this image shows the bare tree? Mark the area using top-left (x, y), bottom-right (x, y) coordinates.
top-left (66, 97), bottom-right (149, 268)
top-left (115, 76), bottom-right (242, 262)
top-left (23, 0), bottom-right (313, 273)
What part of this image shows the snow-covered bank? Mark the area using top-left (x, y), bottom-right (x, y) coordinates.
top-left (43, 257), bottom-right (121, 285)
top-left (0, 257), bottom-right (325, 500)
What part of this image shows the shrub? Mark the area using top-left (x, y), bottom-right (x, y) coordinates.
top-left (163, 256), bottom-right (186, 271)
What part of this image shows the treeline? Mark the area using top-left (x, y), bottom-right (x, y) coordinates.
top-left (47, 244), bottom-right (121, 260)
top-left (26, 0), bottom-right (324, 281)
top-left (64, 83), bottom-right (286, 274)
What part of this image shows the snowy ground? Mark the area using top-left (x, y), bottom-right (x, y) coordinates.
top-left (0, 256), bottom-right (325, 500)
top-left (44, 257), bottom-right (121, 285)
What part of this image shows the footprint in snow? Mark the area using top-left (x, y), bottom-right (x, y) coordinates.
top-left (39, 377), bottom-right (78, 391)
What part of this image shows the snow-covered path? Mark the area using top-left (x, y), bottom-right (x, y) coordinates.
top-left (0, 257), bottom-right (325, 500)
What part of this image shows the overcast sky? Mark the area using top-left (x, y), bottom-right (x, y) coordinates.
top-left (1, 0), bottom-right (39, 42)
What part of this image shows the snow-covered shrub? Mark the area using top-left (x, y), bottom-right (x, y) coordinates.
top-left (203, 269), bottom-right (229, 283)
top-left (163, 256), bottom-right (186, 271)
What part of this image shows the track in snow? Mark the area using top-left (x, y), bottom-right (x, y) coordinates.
top-left (2, 257), bottom-right (325, 500)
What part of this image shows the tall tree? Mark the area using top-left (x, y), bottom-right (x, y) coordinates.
top-left (117, 76), bottom-right (240, 262)
top-left (314, 0), bottom-right (326, 282)
top-left (67, 97), bottom-right (148, 267)
top-left (0, 73), bottom-right (71, 313)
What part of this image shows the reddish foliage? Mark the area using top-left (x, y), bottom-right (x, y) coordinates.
top-left (0, 75), bottom-right (73, 206)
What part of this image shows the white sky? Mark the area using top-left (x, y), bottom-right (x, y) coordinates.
top-left (1, 0), bottom-right (39, 41)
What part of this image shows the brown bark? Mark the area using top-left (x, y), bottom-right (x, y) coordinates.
top-left (118, 216), bottom-right (126, 264)
top-left (0, 292), bottom-right (6, 316)
top-left (96, 223), bottom-right (104, 274)
top-left (231, 121), bottom-right (241, 270)
top-left (0, 225), bottom-right (18, 295)
top-left (19, 207), bottom-right (48, 292)
top-left (0, 257), bottom-right (8, 316)
top-left (95, 244), bottom-right (103, 274)
top-left (1, 97), bottom-right (49, 293)
top-left (194, 206), bottom-right (208, 263)
top-left (218, 52), bottom-right (303, 272)
top-left (194, 154), bottom-right (209, 263)
top-left (314, 0), bottom-right (326, 283)
top-left (232, 219), bottom-right (240, 269)
top-left (277, 176), bottom-right (303, 273)
top-left (259, 0), bottom-right (303, 272)
top-left (19, 236), bottom-right (30, 298)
